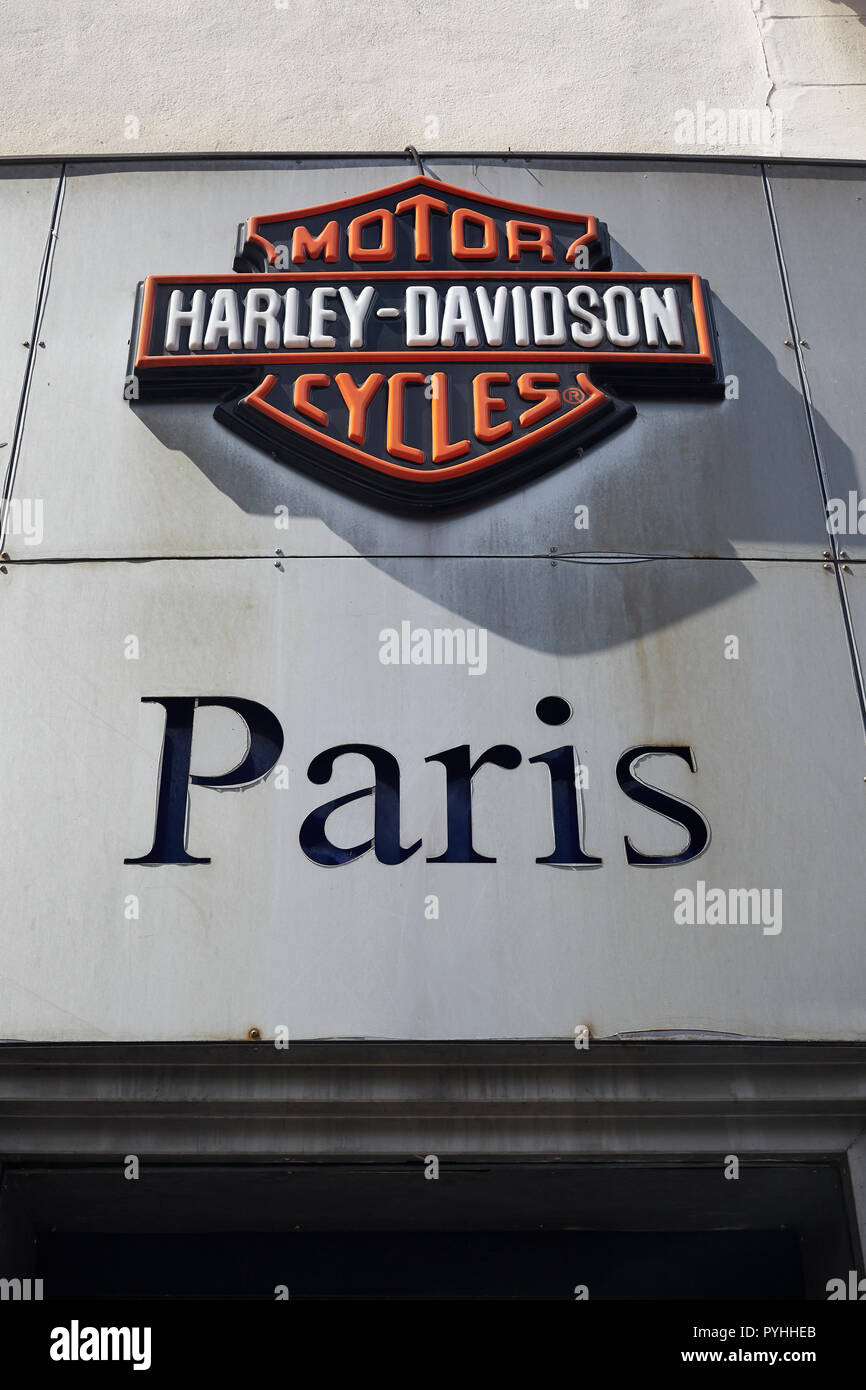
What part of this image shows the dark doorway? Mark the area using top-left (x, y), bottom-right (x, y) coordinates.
top-left (2, 1158), bottom-right (855, 1301)
top-left (38, 1227), bottom-right (804, 1300)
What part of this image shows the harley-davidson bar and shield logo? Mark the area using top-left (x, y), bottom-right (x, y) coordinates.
top-left (130, 175), bottom-right (723, 509)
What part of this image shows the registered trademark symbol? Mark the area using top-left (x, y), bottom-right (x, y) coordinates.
top-left (563, 387), bottom-right (585, 405)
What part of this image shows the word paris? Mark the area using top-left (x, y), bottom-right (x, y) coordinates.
top-left (131, 176), bottom-right (724, 508)
top-left (124, 694), bottom-right (710, 868)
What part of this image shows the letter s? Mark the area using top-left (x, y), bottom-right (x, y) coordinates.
top-left (616, 745), bottom-right (710, 866)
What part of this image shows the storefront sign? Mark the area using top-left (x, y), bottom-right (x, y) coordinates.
top-left (131, 176), bottom-right (723, 508)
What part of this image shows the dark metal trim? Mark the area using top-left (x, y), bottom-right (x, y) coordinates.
top-left (0, 152), bottom-right (863, 171)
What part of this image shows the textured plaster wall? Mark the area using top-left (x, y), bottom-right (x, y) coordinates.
top-left (0, 0), bottom-right (861, 158)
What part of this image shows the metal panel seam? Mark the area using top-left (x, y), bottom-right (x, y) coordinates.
top-left (0, 164), bottom-right (66, 554)
top-left (761, 163), bottom-right (866, 737)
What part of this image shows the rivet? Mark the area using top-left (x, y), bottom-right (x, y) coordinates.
top-left (823, 563), bottom-right (832, 571)
top-left (248, 1027), bottom-right (261, 1042)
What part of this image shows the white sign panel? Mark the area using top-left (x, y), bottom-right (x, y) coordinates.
top-left (0, 556), bottom-right (863, 1041)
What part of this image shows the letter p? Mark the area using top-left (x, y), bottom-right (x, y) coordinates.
top-left (125, 696), bottom-right (284, 865)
